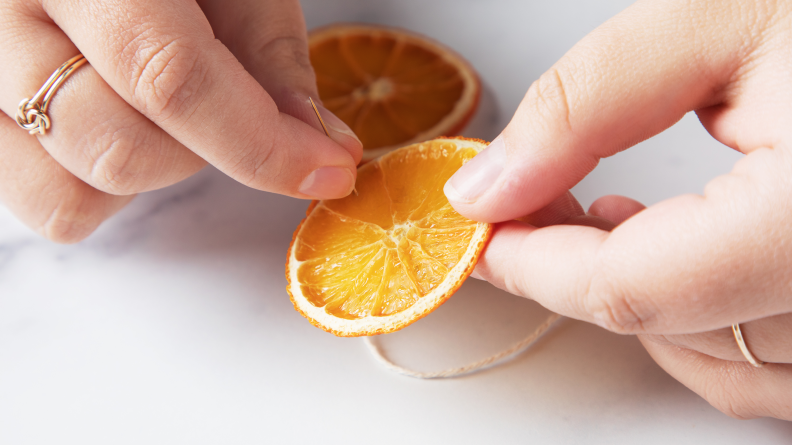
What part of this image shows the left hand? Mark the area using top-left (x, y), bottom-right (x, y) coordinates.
top-left (0, 0), bottom-right (361, 243)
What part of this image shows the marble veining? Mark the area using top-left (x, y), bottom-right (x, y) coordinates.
top-left (0, 0), bottom-right (787, 443)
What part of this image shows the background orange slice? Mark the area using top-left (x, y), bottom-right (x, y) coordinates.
top-left (286, 137), bottom-right (492, 336)
top-left (309, 24), bottom-right (481, 161)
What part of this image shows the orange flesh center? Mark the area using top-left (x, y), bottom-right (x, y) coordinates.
top-left (294, 141), bottom-right (479, 319)
top-left (310, 32), bottom-right (467, 149)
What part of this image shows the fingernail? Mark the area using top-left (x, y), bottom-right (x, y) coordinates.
top-left (314, 103), bottom-right (363, 149)
top-left (444, 137), bottom-right (506, 203)
top-left (299, 166), bottom-right (356, 199)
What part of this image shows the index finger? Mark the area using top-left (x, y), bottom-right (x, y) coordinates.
top-left (477, 148), bottom-right (792, 335)
top-left (47, 0), bottom-right (357, 199)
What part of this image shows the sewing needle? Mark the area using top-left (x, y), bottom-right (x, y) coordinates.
top-left (309, 97), bottom-right (358, 196)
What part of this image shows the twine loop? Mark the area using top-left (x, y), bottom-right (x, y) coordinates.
top-left (365, 312), bottom-right (564, 379)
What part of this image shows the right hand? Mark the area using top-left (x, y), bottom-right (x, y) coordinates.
top-left (445, 0), bottom-right (792, 420)
top-left (0, 0), bottom-right (362, 243)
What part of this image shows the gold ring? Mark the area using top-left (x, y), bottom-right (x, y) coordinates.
top-left (16, 54), bottom-right (88, 135)
top-left (732, 323), bottom-right (764, 368)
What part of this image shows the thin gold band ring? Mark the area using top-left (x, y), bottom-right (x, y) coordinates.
top-left (16, 54), bottom-right (88, 135)
top-left (732, 323), bottom-right (765, 368)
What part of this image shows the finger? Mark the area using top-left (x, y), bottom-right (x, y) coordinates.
top-left (587, 195), bottom-right (646, 226)
top-left (473, 190), bottom-right (614, 281)
top-left (0, 5), bottom-right (206, 195)
top-left (473, 155), bottom-right (792, 335)
top-left (48, 0), bottom-right (358, 199)
top-left (640, 337), bottom-right (792, 420)
top-left (517, 191), bottom-right (584, 227)
top-left (473, 190), bottom-right (615, 280)
top-left (444, 0), bottom-right (783, 222)
top-left (471, 191), bottom-right (587, 281)
top-left (517, 190), bottom-right (615, 231)
top-left (644, 313), bottom-right (792, 364)
top-left (457, 0), bottom-right (792, 334)
top-left (197, 0), bottom-right (362, 162)
top-left (0, 111), bottom-right (132, 243)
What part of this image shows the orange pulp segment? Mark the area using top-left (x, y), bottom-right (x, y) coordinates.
top-left (309, 24), bottom-right (481, 160)
top-left (286, 137), bottom-right (492, 336)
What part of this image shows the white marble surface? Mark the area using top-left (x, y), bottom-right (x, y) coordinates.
top-left (2, 0), bottom-right (791, 443)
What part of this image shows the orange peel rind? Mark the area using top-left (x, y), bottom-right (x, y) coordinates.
top-left (286, 137), bottom-right (492, 336)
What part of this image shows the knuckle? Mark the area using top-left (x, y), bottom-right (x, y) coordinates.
top-left (703, 374), bottom-right (758, 420)
top-left (40, 199), bottom-right (99, 244)
top-left (700, 362), bottom-right (777, 420)
top-left (712, 400), bottom-right (757, 421)
top-left (584, 271), bottom-right (654, 334)
top-left (122, 31), bottom-right (209, 122)
top-left (524, 66), bottom-right (575, 134)
top-left (225, 127), bottom-right (281, 189)
top-left (87, 125), bottom-right (139, 195)
top-left (253, 35), bottom-right (313, 73)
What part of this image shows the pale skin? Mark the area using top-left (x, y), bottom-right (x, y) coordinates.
top-left (0, 0), bottom-right (363, 243)
top-left (1, 0), bottom-right (790, 422)
top-left (445, 0), bottom-right (792, 421)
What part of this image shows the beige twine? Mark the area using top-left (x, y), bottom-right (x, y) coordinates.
top-left (363, 313), bottom-right (564, 379)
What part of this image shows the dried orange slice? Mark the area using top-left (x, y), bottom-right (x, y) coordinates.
top-left (286, 137), bottom-right (492, 336)
top-left (309, 24), bottom-right (481, 161)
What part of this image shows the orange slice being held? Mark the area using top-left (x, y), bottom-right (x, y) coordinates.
top-left (309, 24), bottom-right (481, 161)
top-left (286, 137), bottom-right (492, 336)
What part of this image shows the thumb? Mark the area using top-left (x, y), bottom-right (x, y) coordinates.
top-left (444, 0), bottom-right (749, 222)
top-left (200, 0), bottom-right (363, 164)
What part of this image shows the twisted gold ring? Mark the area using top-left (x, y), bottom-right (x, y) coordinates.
top-left (732, 323), bottom-right (764, 368)
top-left (16, 54), bottom-right (88, 135)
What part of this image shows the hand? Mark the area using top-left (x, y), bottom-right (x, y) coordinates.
top-left (445, 0), bottom-right (792, 420)
top-left (0, 0), bottom-right (362, 243)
